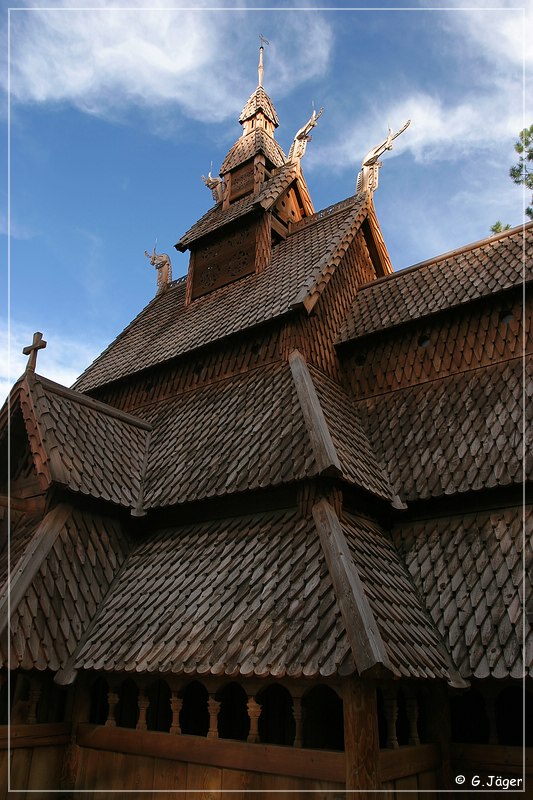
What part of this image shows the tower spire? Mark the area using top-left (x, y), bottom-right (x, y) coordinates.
top-left (258, 35), bottom-right (269, 87)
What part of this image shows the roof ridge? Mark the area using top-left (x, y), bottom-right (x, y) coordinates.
top-left (290, 195), bottom-right (359, 233)
top-left (36, 374), bottom-right (152, 430)
top-left (358, 220), bottom-right (533, 292)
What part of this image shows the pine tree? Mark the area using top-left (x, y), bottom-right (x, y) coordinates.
top-left (509, 124), bottom-right (533, 220)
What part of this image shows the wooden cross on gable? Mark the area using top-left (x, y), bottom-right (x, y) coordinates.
top-left (23, 331), bottom-right (47, 372)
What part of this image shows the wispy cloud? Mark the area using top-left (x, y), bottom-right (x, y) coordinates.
top-left (5, 3), bottom-right (333, 124)
top-left (0, 318), bottom-right (105, 402)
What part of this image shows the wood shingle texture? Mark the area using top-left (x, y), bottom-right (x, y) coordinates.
top-left (68, 505), bottom-right (460, 683)
top-left (1, 505), bottom-right (128, 671)
top-left (220, 128), bottom-right (286, 173)
top-left (75, 194), bottom-right (369, 393)
top-left (5, 372), bottom-right (150, 511)
top-left (358, 357), bottom-right (530, 502)
top-left (338, 222), bottom-right (533, 342)
top-left (393, 506), bottom-right (532, 679)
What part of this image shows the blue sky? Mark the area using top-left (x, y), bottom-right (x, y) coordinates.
top-left (1, 1), bottom-right (531, 398)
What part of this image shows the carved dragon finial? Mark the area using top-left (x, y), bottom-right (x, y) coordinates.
top-left (288, 105), bottom-right (324, 162)
top-left (356, 119), bottom-right (411, 194)
top-left (201, 166), bottom-right (223, 204)
top-left (144, 242), bottom-right (172, 294)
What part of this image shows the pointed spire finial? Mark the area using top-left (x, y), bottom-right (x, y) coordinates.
top-left (23, 331), bottom-right (47, 373)
top-left (258, 34), bottom-right (269, 87)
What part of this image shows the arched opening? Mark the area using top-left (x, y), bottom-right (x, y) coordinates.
top-left (396, 689), bottom-right (410, 746)
top-left (376, 688), bottom-right (387, 748)
top-left (216, 682), bottom-right (249, 741)
top-left (89, 676), bottom-right (109, 725)
top-left (257, 684), bottom-right (295, 746)
top-left (450, 690), bottom-right (489, 744)
top-left (302, 685), bottom-right (344, 751)
top-left (36, 673), bottom-right (66, 723)
top-left (496, 686), bottom-right (533, 746)
top-left (146, 680), bottom-right (172, 733)
top-left (115, 679), bottom-right (139, 729)
top-left (179, 681), bottom-right (209, 737)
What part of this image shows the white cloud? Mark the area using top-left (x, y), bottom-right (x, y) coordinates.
top-left (0, 318), bottom-right (105, 403)
top-left (5, 3), bottom-right (333, 124)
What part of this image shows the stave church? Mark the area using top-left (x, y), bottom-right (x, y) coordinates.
top-left (1, 47), bottom-right (531, 798)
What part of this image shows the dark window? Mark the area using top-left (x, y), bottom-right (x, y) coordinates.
top-left (179, 681), bottom-right (209, 736)
top-left (257, 684), bottom-right (295, 746)
top-left (302, 685), bottom-right (344, 751)
top-left (146, 680), bottom-right (172, 733)
top-left (496, 686), bottom-right (532, 746)
top-left (89, 677), bottom-right (109, 725)
top-left (216, 682), bottom-right (249, 741)
top-left (450, 690), bottom-right (489, 744)
top-left (115, 679), bottom-right (139, 729)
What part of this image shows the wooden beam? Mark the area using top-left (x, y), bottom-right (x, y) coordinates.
top-left (289, 350), bottom-right (342, 477)
top-left (0, 723), bottom-right (70, 750)
top-left (0, 503), bottom-right (71, 638)
top-left (75, 724), bottom-right (345, 783)
top-left (312, 498), bottom-right (394, 676)
top-left (379, 744), bottom-right (440, 783)
top-left (343, 677), bottom-right (380, 793)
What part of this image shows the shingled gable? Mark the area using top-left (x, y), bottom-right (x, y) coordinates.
top-left (1, 371), bottom-right (150, 512)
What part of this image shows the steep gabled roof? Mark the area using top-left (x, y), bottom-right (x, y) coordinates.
top-left (176, 162), bottom-right (298, 250)
top-left (338, 222), bottom-right (533, 343)
top-left (75, 194), bottom-right (369, 393)
top-left (220, 128), bottom-right (286, 174)
top-left (394, 505), bottom-right (532, 679)
top-left (358, 357), bottom-right (530, 502)
top-left (1, 504), bottom-right (129, 671)
top-left (239, 85), bottom-right (279, 126)
top-left (63, 501), bottom-right (462, 684)
top-left (2, 372), bottom-right (151, 511)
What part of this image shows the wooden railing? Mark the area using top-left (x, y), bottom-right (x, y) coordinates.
top-left (0, 723), bottom-right (70, 798)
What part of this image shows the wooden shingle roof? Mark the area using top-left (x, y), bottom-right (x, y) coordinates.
top-left (1, 504), bottom-right (128, 672)
top-left (75, 194), bottom-right (368, 393)
top-left (220, 128), bottom-right (286, 174)
top-left (393, 506), bottom-right (532, 679)
top-left (66, 503), bottom-right (461, 683)
top-left (358, 357), bottom-right (529, 502)
top-left (338, 223), bottom-right (533, 343)
top-left (176, 162), bottom-right (298, 250)
top-left (5, 373), bottom-right (151, 511)
top-left (239, 85), bottom-right (279, 126)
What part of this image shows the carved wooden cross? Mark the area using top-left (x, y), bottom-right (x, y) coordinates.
top-left (23, 331), bottom-right (47, 372)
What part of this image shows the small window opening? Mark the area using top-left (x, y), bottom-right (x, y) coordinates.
top-left (115, 679), bottom-right (139, 729)
top-left (36, 674), bottom-right (66, 723)
top-left (418, 334), bottom-right (431, 348)
top-left (257, 684), bottom-right (295, 746)
top-left (354, 351), bottom-right (367, 366)
top-left (179, 681), bottom-right (209, 736)
top-left (500, 309), bottom-right (514, 324)
top-left (89, 677), bottom-right (109, 725)
top-left (216, 682), bottom-right (249, 741)
top-left (302, 685), bottom-right (344, 751)
top-left (146, 680), bottom-right (172, 733)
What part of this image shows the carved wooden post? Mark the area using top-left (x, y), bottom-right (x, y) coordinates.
top-left (61, 677), bottom-right (90, 794)
top-left (136, 689), bottom-right (149, 731)
top-left (292, 696), bottom-right (303, 747)
top-left (27, 677), bottom-right (42, 724)
top-left (382, 685), bottom-right (399, 749)
top-left (405, 686), bottom-right (420, 746)
top-left (207, 696), bottom-right (220, 739)
top-left (247, 697), bottom-right (261, 743)
top-left (343, 677), bottom-right (380, 795)
top-left (105, 688), bottom-right (118, 727)
top-left (421, 682), bottom-right (453, 789)
top-left (170, 692), bottom-right (182, 734)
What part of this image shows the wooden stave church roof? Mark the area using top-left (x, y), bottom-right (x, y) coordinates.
top-left (2, 79), bottom-right (530, 686)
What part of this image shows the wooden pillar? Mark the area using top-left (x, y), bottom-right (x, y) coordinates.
top-left (422, 682), bottom-right (452, 790)
top-left (405, 686), bottom-right (420, 746)
top-left (136, 689), bottom-right (149, 731)
top-left (247, 697), bottom-right (261, 743)
top-left (382, 685), bottom-right (399, 749)
top-left (61, 676), bottom-right (90, 794)
top-left (27, 676), bottom-right (42, 724)
top-left (343, 677), bottom-right (380, 794)
top-left (207, 696), bottom-right (220, 739)
top-left (292, 696), bottom-right (303, 747)
top-left (105, 688), bottom-right (118, 727)
top-left (170, 692), bottom-right (182, 734)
